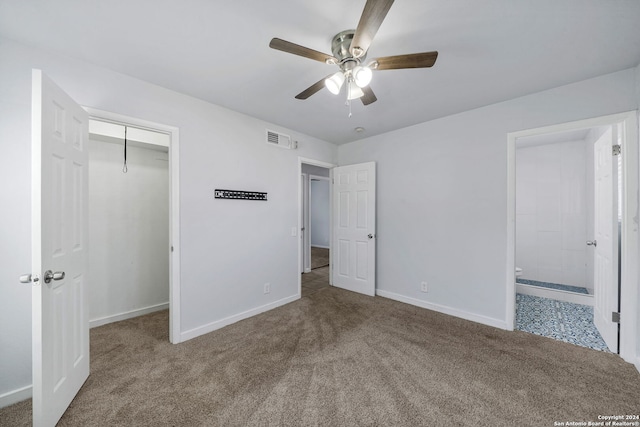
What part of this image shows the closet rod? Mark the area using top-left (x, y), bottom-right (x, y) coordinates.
top-left (88, 117), bottom-right (171, 136)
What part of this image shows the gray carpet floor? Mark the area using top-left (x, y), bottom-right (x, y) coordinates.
top-left (2, 280), bottom-right (639, 426)
top-left (301, 265), bottom-right (330, 297)
top-left (310, 247), bottom-right (329, 270)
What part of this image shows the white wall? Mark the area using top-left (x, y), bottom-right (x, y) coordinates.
top-left (338, 68), bottom-right (638, 329)
top-left (310, 179), bottom-right (330, 248)
top-left (88, 138), bottom-right (169, 325)
top-left (0, 41), bottom-right (32, 406)
top-left (0, 37), bottom-right (336, 403)
top-left (515, 139), bottom-right (590, 288)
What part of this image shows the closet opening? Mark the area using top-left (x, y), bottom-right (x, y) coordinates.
top-left (86, 113), bottom-right (179, 342)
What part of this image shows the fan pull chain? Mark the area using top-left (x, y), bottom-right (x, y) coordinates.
top-left (346, 78), bottom-right (352, 118)
top-left (122, 126), bottom-right (128, 173)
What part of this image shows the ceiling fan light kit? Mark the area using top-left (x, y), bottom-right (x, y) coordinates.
top-left (347, 81), bottom-right (365, 100)
top-left (323, 29), bottom-right (372, 100)
top-left (269, 0), bottom-right (438, 115)
top-left (325, 71), bottom-right (346, 95)
top-left (352, 65), bottom-right (373, 88)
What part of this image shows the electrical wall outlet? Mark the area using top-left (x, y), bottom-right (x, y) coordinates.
top-left (421, 281), bottom-right (428, 293)
top-left (264, 283), bottom-right (271, 294)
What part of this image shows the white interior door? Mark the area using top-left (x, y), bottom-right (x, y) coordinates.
top-left (31, 69), bottom-right (90, 426)
top-left (332, 162), bottom-right (376, 296)
top-left (593, 126), bottom-right (619, 353)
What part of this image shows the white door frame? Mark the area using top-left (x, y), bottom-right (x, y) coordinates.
top-left (300, 173), bottom-right (308, 273)
top-left (298, 157), bottom-right (336, 296)
top-left (506, 111), bottom-right (639, 367)
top-left (84, 107), bottom-right (182, 344)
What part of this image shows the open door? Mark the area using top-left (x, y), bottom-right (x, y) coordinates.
top-left (27, 69), bottom-right (90, 426)
top-left (592, 126), bottom-right (619, 353)
top-left (332, 162), bottom-right (376, 296)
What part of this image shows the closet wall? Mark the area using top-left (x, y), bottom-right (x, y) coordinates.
top-left (88, 136), bottom-right (170, 326)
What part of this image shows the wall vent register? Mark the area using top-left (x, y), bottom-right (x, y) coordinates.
top-left (266, 129), bottom-right (297, 149)
top-left (215, 189), bottom-right (267, 201)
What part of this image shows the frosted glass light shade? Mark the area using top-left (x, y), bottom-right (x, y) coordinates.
top-left (353, 66), bottom-right (372, 88)
top-left (325, 72), bottom-right (345, 95)
top-left (347, 81), bottom-right (364, 100)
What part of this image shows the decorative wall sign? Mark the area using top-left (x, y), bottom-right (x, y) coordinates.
top-left (214, 189), bottom-right (267, 201)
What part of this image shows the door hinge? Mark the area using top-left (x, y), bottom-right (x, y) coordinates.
top-left (612, 144), bottom-right (621, 156)
top-left (612, 312), bottom-right (620, 323)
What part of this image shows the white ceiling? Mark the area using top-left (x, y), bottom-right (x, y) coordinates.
top-left (1, 0), bottom-right (639, 145)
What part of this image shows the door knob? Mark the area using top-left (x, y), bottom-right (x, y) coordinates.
top-left (368, 234), bottom-right (375, 239)
top-left (43, 270), bottom-right (65, 284)
top-left (586, 240), bottom-right (597, 247)
top-left (19, 273), bottom-right (39, 284)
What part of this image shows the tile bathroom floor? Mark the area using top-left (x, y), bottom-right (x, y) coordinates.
top-left (516, 293), bottom-right (610, 352)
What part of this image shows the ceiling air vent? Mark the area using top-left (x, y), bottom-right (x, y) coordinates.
top-left (266, 129), bottom-right (297, 149)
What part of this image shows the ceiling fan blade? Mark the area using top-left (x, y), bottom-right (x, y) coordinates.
top-left (295, 75), bottom-right (333, 100)
top-left (373, 51), bottom-right (438, 70)
top-left (270, 38), bottom-right (337, 64)
top-left (350, 0), bottom-right (395, 58)
top-left (360, 86), bottom-right (377, 105)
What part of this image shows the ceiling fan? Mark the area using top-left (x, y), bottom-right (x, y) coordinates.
top-left (269, 0), bottom-right (438, 109)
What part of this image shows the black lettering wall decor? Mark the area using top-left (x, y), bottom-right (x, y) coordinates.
top-left (214, 189), bottom-right (267, 201)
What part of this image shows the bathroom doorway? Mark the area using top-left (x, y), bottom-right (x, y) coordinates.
top-left (507, 112), bottom-right (639, 360)
top-left (514, 126), bottom-right (608, 351)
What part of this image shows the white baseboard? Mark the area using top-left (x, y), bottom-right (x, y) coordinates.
top-left (90, 302), bottom-right (169, 329)
top-left (180, 294), bottom-right (300, 342)
top-left (376, 289), bottom-right (508, 330)
top-left (516, 283), bottom-right (594, 306)
top-left (304, 268), bottom-right (312, 273)
top-left (311, 245), bottom-right (330, 249)
top-left (0, 384), bottom-right (31, 409)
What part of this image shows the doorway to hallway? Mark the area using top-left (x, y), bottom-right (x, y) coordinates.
top-left (300, 162), bottom-right (332, 297)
